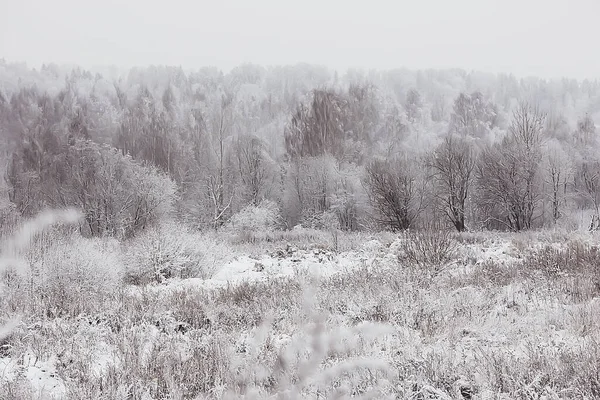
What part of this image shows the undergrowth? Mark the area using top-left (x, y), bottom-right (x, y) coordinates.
top-left (1, 213), bottom-right (600, 399)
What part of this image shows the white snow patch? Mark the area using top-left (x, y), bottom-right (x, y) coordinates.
top-left (1, 354), bottom-right (66, 399)
top-left (159, 246), bottom-right (379, 292)
top-left (91, 342), bottom-right (118, 378)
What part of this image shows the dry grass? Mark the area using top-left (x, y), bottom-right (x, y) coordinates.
top-left (399, 229), bottom-right (459, 275)
top-left (2, 218), bottom-right (600, 399)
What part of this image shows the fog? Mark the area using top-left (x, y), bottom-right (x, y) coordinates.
top-left (4, 1), bottom-right (600, 398)
top-left (1, 0), bottom-right (599, 79)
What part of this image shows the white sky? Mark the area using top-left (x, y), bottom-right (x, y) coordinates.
top-left (1, 0), bottom-right (599, 79)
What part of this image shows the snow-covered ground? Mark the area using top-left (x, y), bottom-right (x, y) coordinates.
top-left (159, 241), bottom-right (383, 292)
top-left (2, 231), bottom-right (599, 399)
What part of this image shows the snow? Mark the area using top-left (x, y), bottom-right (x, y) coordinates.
top-left (90, 342), bottom-right (118, 378)
top-left (4, 231), bottom-right (598, 397)
top-left (146, 234), bottom-right (546, 295)
top-left (0, 354), bottom-right (66, 399)
top-left (159, 244), bottom-right (382, 292)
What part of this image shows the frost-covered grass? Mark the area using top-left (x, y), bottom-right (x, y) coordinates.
top-left (1, 220), bottom-right (600, 399)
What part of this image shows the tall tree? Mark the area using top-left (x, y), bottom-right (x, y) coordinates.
top-left (450, 92), bottom-right (498, 138)
top-left (234, 134), bottom-right (275, 205)
top-left (207, 92), bottom-right (236, 229)
top-left (284, 89), bottom-right (348, 160)
top-left (428, 135), bottom-right (475, 231)
top-left (543, 141), bottom-right (571, 226)
top-left (475, 103), bottom-right (545, 230)
top-left (363, 158), bottom-right (423, 231)
top-left (404, 89), bottom-right (422, 123)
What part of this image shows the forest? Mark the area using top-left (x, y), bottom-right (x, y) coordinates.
top-left (1, 60), bottom-right (600, 236)
top-left (1, 60), bottom-right (600, 399)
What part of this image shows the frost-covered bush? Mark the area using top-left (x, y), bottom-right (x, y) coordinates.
top-left (7, 140), bottom-right (177, 239)
top-left (227, 200), bottom-right (281, 243)
top-left (527, 240), bottom-right (600, 282)
top-left (229, 200), bottom-right (280, 232)
top-left (25, 232), bottom-right (123, 317)
top-left (0, 208), bottom-right (84, 347)
top-left (400, 229), bottom-right (458, 273)
top-left (123, 224), bottom-right (225, 284)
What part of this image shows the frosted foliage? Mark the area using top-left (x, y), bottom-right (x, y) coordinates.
top-left (228, 200), bottom-right (280, 232)
top-left (4, 58), bottom-right (600, 398)
top-left (0, 209), bottom-right (82, 343)
top-left (29, 234), bottom-right (123, 315)
top-left (123, 223), bottom-right (216, 283)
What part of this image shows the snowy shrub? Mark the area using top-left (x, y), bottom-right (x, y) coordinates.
top-left (527, 240), bottom-right (600, 287)
top-left (228, 200), bottom-right (281, 243)
top-left (123, 224), bottom-right (224, 284)
top-left (229, 200), bottom-right (280, 232)
top-left (0, 209), bottom-right (84, 318)
top-left (24, 232), bottom-right (123, 317)
top-left (401, 229), bottom-right (458, 273)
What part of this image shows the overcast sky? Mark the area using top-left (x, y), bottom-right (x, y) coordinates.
top-left (1, 0), bottom-right (598, 79)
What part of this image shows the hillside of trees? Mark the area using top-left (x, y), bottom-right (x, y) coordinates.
top-left (1, 59), bottom-right (600, 235)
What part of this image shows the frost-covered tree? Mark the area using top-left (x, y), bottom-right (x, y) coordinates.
top-left (574, 114), bottom-right (596, 145)
top-left (363, 158), bottom-right (423, 231)
top-left (405, 89), bottom-right (422, 123)
top-left (474, 103), bottom-right (545, 231)
top-left (428, 135), bottom-right (476, 231)
top-left (345, 83), bottom-right (380, 162)
top-left (234, 134), bottom-right (276, 205)
top-left (207, 92), bottom-right (237, 229)
top-left (3, 61), bottom-right (600, 234)
top-left (7, 139), bottom-right (176, 238)
top-left (284, 89), bottom-right (348, 161)
top-left (574, 159), bottom-right (600, 230)
top-left (450, 92), bottom-right (498, 138)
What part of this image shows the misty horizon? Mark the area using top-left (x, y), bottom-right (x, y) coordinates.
top-left (2, 0), bottom-right (599, 81)
top-left (3, 2), bottom-right (600, 398)
top-left (4, 60), bottom-right (600, 84)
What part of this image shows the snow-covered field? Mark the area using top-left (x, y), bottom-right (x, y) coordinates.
top-left (1, 228), bottom-right (600, 399)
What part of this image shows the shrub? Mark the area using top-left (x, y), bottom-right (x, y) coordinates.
top-left (526, 240), bottom-right (600, 280)
top-left (122, 223), bottom-right (221, 284)
top-left (400, 229), bottom-right (458, 273)
top-left (8, 140), bottom-right (177, 239)
top-left (23, 232), bottom-right (123, 317)
top-left (227, 200), bottom-right (281, 243)
top-left (229, 200), bottom-right (280, 231)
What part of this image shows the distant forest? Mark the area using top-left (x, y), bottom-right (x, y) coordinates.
top-left (1, 60), bottom-right (599, 235)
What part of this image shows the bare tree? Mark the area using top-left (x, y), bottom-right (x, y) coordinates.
top-left (575, 160), bottom-right (600, 230)
top-left (428, 135), bottom-right (475, 231)
top-left (282, 156), bottom-right (337, 229)
top-left (207, 92), bottom-right (235, 229)
top-left (234, 134), bottom-right (274, 205)
top-left (475, 103), bottom-right (545, 231)
top-left (510, 102), bottom-right (545, 151)
top-left (543, 142), bottom-right (571, 226)
top-left (363, 158), bottom-right (423, 231)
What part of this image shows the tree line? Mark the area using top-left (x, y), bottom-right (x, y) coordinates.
top-left (0, 62), bottom-right (599, 236)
